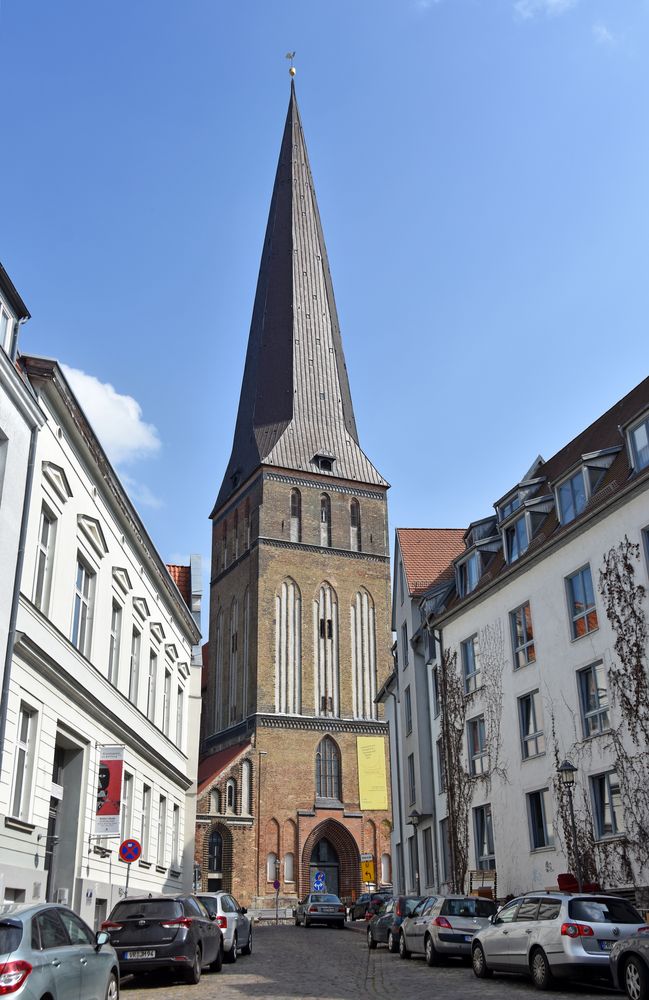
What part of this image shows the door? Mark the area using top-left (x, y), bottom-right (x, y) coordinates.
top-left (409, 896), bottom-right (436, 953)
top-left (507, 898), bottom-right (540, 969)
top-left (375, 900), bottom-right (394, 942)
top-left (33, 908), bottom-right (81, 1000)
top-left (309, 838), bottom-right (339, 896)
top-left (59, 908), bottom-right (108, 1000)
top-left (483, 899), bottom-right (520, 967)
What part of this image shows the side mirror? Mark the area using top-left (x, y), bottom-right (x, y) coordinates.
top-left (209, 912), bottom-right (216, 921)
top-left (240, 907), bottom-right (247, 915)
top-left (490, 914), bottom-right (500, 925)
top-left (95, 930), bottom-right (109, 950)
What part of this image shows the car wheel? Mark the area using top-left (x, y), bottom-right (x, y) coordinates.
top-left (368, 927), bottom-right (377, 950)
top-left (624, 956), bottom-right (649, 1000)
top-left (472, 943), bottom-right (493, 979)
top-left (241, 927), bottom-right (253, 956)
top-left (185, 946), bottom-right (202, 985)
top-left (105, 972), bottom-right (119, 1000)
top-left (388, 930), bottom-right (399, 954)
top-left (226, 932), bottom-right (238, 962)
top-left (399, 931), bottom-right (410, 960)
top-left (210, 938), bottom-right (223, 973)
top-left (530, 948), bottom-right (553, 990)
top-left (425, 934), bottom-right (440, 967)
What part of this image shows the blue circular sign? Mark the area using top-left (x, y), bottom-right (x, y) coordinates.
top-left (119, 838), bottom-right (142, 863)
top-left (315, 871), bottom-right (325, 882)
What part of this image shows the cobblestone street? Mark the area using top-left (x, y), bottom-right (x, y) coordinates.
top-left (121, 924), bottom-right (620, 1000)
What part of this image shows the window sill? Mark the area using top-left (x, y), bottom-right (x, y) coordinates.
top-left (169, 867), bottom-right (181, 877)
top-left (521, 751), bottom-right (546, 762)
top-left (530, 845), bottom-right (555, 854)
top-left (594, 834), bottom-right (626, 846)
top-left (570, 626), bottom-right (600, 643)
top-left (138, 860), bottom-right (152, 869)
top-left (4, 816), bottom-right (36, 834)
top-left (155, 865), bottom-right (167, 874)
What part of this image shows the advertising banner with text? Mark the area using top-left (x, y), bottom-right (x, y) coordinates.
top-left (357, 736), bottom-right (388, 810)
top-left (95, 745), bottom-right (124, 836)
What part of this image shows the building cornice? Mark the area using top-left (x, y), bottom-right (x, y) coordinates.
top-left (0, 351), bottom-right (44, 429)
top-left (263, 471), bottom-right (386, 500)
top-left (256, 713), bottom-right (387, 735)
top-left (210, 535), bottom-right (388, 585)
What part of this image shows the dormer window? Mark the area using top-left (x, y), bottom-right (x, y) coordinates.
top-left (629, 413), bottom-right (649, 472)
top-left (505, 515), bottom-right (529, 563)
top-left (499, 495), bottom-right (522, 521)
top-left (0, 302), bottom-right (14, 354)
top-left (457, 552), bottom-right (480, 597)
top-left (557, 470), bottom-right (587, 525)
top-left (313, 453), bottom-right (335, 473)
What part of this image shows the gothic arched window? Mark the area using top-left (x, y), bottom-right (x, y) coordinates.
top-left (233, 509), bottom-right (239, 560)
top-left (215, 609), bottom-right (224, 730)
top-left (229, 598), bottom-right (238, 723)
top-left (351, 589), bottom-right (378, 720)
top-left (350, 499), bottom-right (361, 552)
top-left (241, 759), bottom-right (252, 814)
top-left (314, 582), bottom-right (338, 716)
top-left (290, 489), bottom-right (302, 543)
top-left (320, 494), bottom-right (331, 548)
top-left (275, 578), bottom-right (302, 714)
top-left (208, 830), bottom-right (223, 872)
top-left (242, 587), bottom-right (250, 718)
top-left (316, 736), bottom-right (341, 800)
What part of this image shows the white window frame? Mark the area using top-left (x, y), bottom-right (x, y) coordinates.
top-left (556, 468), bottom-right (588, 525)
top-left (510, 601), bottom-right (535, 669)
top-left (157, 795), bottom-right (167, 866)
top-left (591, 771), bottom-right (624, 839)
top-left (467, 715), bottom-right (487, 776)
top-left (504, 514), bottom-right (529, 564)
top-left (108, 599), bottom-right (122, 685)
top-left (473, 803), bottom-right (495, 869)
top-left (129, 627), bottom-right (141, 703)
top-left (162, 668), bottom-right (172, 736)
top-left (518, 689), bottom-right (545, 759)
top-left (176, 685), bottom-right (185, 747)
top-left (71, 554), bottom-right (96, 657)
top-left (141, 783), bottom-right (152, 858)
top-left (578, 662), bottom-right (610, 737)
top-left (147, 647), bottom-right (158, 722)
top-left (628, 412), bottom-right (649, 472)
top-left (565, 564), bottom-right (598, 640)
top-left (10, 703), bottom-right (37, 820)
top-left (457, 551), bottom-right (480, 597)
top-left (121, 771), bottom-right (133, 841)
top-left (461, 634), bottom-right (481, 693)
top-left (33, 505), bottom-right (57, 613)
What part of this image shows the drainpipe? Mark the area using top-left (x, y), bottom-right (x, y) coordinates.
top-left (423, 621), bottom-right (442, 891)
top-left (387, 678), bottom-right (405, 894)
top-left (0, 419), bottom-right (38, 775)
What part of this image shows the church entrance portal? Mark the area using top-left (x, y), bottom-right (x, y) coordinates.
top-left (309, 838), bottom-right (339, 896)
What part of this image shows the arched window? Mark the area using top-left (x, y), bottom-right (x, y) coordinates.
top-left (215, 609), bottom-right (224, 730)
top-left (242, 587), bottom-right (250, 718)
top-left (284, 852), bottom-right (294, 882)
top-left (241, 760), bottom-right (252, 814)
top-left (290, 489), bottom-right (302, 543)
top-left (233, 509), bottom-right (239, 560)
top-left (229, 598), bottom-right (238, 723)
top-left (320, 494), bottom-right (331, 547)
top-left (208, 830), bottom-right (223, 872)
top-left (221, 520), bottom-right (228, 570)
top-left (226, 779), bottom-right (236, 813)
top-left (315, 736), bottom-right (341, 800)
top-left (314, 583), bottom-right (339, 716)
top-left (266, 851), bottom-right (278, 882)
top-left (244, 499), bottom-right (251, 549)
top-left (209, 789), bottom-right (221, 814)
top-left (381, 853), bottom-right (392, 885)
top-left (275, 579), bottom-right (302, 714)
top-left (351, 589), bottom-right (378, 720)
top-left (350, 499), bottom-right (361, 552)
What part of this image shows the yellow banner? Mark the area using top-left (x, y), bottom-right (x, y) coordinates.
top-left (357, 736), bottom-right (388, 810)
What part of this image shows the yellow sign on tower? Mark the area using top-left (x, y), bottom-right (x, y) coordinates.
top-left (356, 736), bottom-right (388, 810)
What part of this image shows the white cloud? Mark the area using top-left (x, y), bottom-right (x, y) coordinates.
top-left (62, 364), bottom-right (161, 466)
top-left (118, 472), bottom-right (163, 510)
top-left (514, 0), bottom-right (579, 18)
top-left (592, 21), bottom-right (616, 44)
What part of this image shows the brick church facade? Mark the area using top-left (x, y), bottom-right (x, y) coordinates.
top-left (195, 81), bottom-right (393, 907)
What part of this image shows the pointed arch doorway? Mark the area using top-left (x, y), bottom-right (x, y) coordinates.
top-left (301, 819), bottom-right (361, 901)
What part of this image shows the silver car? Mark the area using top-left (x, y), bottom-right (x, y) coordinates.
top-left (294, 893), bottom-right (347, 928)
top-left (0, 902), bottom-right (119, 999)
top-left (196, 892), bottom-right (252, 963)
top-left (400, 895), bottom-right (496, 965)
top-left (610, 932), bottom-right (649, 1000)
top-left (472, 892), bottom-right (647, 989)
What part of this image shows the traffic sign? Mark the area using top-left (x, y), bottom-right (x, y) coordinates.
top-left (119, 838), bottom-right (142, 863)
top-left (361, 859), bottom-right (375, 883)
top-left (273, 879), bottom-right (280, 891)
top-left (315, 870), bottom-right (325, 882)
top-left (313, 880), bottom-right (325, 891)
top-left (360, 853), bottom-right (373, 862)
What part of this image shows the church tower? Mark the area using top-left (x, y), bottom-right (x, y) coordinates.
top-left (196, 81), bottom-right (393, 906)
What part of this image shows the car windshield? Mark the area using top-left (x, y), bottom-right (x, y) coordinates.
top-left (110, 900), bottom-right (183, 920)
top-left (569, 898), bottom-right (643, 924)
top-left (0, 921), bottom-right (22, 955)
top-left (443, 898), bottom-right (497, 918)
top-left (311, 894), bottom-right (339, 903)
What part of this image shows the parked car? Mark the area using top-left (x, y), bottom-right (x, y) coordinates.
top-left (471, 892), bottom-right (648, 989)
top-left (400, 895), bottom-right (497, 965)
top-left (366, 896), bottom-right (423, 952)
top-left (349, 892), bottom-right (391, 921)
top-left (0, 902), bottom-right (119, 1000)
top-left (611, 932), bottom-right (649, 1000)
top-left (196, 891), bottom-right (252, 963)
top-left (294, 893), bottom-right (347, 928)
top-left (102, 894), bottom-right (222, 984)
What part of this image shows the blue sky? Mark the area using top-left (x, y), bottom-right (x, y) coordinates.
top-left (2, 0), bottom-right (648, 600)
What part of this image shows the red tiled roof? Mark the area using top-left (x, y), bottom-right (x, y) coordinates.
top-left (197, 741), bottom-right (251, 794)
top-left (396, 528), bottom-right (465, 597)
top-left (167, 564), bottom-right (191, 607)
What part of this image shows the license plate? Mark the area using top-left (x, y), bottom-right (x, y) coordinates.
top-left (322, 906), bottom-right (334, 912)
top-left (600, 940), bottom-right (614, 951)
top-left (124, 950), bottom-right (156, 959)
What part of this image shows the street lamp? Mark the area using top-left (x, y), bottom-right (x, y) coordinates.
top-left (558, 759), bottom-right (583, 892)
top-left (408, 810), bottom-right (421, 892)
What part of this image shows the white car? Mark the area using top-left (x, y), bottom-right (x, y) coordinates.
top-left (197, 892), bottom-right (252, 963)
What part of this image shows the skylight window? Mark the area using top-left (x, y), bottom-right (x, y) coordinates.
top-left (557, 471), bottom-right (587, 525)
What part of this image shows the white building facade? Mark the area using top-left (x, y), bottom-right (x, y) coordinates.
top-left (423, 377), bottom-right (649, 904)
top-left (0, 354), bottom-right (202, 927)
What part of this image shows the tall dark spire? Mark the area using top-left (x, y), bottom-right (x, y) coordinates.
top-left (215, 82), bottom-right (386, 510)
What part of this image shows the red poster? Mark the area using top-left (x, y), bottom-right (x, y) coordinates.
top-left (96, 745), bottom-right (124, 836)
